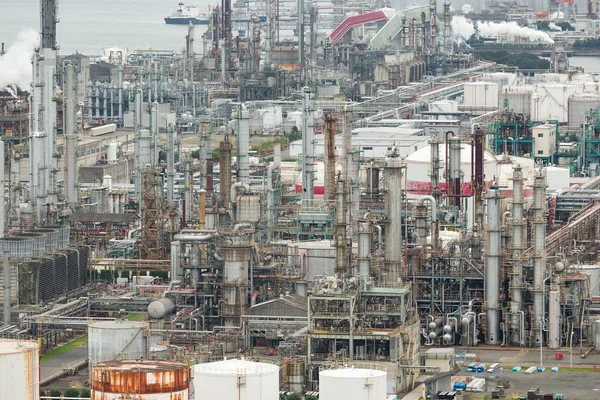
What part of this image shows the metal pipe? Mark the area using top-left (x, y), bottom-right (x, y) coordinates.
top-left (3, 251), bottom-right (10, 326)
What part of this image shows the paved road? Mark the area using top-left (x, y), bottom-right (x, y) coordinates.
top-left (40, 346), bottom-right (88, 385)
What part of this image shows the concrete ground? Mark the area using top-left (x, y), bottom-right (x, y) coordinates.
top-left (452, 346), bottom-right (600, 399)
top-left (40, 346), bottom-right (88, 386)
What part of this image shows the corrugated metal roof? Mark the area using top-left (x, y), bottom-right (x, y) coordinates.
top-left (246, 294), bottom-right (307, 317)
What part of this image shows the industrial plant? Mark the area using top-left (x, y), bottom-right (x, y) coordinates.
top-left (3, 0), bottom-right (600, 399)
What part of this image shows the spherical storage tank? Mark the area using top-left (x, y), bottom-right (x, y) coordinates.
top-left (88, 320), bottom-right (147, 366)
top-left (193, 359), bottom-right (279, 400)
top-left (0, 339), bottom-right (39, 400)
top-left (91, 360), bottom-right (189, 400)
top-left (319, 368), bottom-right (387, 400)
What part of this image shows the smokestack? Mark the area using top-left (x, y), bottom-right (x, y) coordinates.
top-left (443, 0), bottom-right (452, 53)
top-left (3, 251), bottom-right (10, 326)
top-left (485, 187), bottom-right (501, 345)
top-left (220, 136), bottom-right (233, 207)
top-left (301, 87), bottom-right (314, 205)
top-left (324, 113), bottom-right (336, 202)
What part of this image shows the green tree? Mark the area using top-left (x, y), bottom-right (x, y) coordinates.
top-left (306, 395), bottom-right (319, 400)
top-left (80, 388), bottom-right (91, 398)
top-left (64, 387), bottom-right (80, 398)
top-left (49, 388), bottom-right (62, 397)
top-left (287, 393), bottom-right (302, 400)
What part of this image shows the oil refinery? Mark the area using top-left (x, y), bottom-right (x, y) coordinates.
top-left (3, 0), bottom-right (600, 399)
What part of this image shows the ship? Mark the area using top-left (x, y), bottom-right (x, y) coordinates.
top-left (164, 2), bottom-right (209, 25)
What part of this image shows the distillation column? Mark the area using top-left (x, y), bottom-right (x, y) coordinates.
top-left (166, 124), bottom-right (175, 203)
top-left (64, 63), bottom-right (79, 209)
top-left (384, 147), bottom-right (404, 284)
top-left (485, 188), bottom-right (502, 344)
top-left (221, 232), bottom-right (252, 331)
top-left (472, 128), bottom-right (485, 260)
top-left (301, 87), bottom-right (314, 205)
top-left (509, 165), bottom-right (526, 345)
top-left (220, 137), bottom-right (233, 207)
top-left (358, 220), bottom-right (371, 277)
top-left (324, 114), bottom-right (336, 202)
top-left (532, 171), bottom-right (547, 345)
top-left (430, 138), bottom-right (443, 206)
top-left (334, 177), bottom-right (348, 276)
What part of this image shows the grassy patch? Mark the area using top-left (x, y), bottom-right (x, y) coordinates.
top-left (125, 313), bottom-right (146, 321)
top-left (41, 336), bottom-right (88, 363)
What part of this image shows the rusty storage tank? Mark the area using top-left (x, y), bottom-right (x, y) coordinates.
top-left (0, 339), bottom-right (39, 400)
top-left (91, 359), bottom-right (189, 400)
top-left (193, 359), bottom-right (279, 400)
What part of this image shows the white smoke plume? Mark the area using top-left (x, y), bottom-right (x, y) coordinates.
top-left (548, 22), bottom-right (562, 31)
top-left (0, 29), bottom-right (39, 93)
top-left (451, 16), bottom-right (554, 45)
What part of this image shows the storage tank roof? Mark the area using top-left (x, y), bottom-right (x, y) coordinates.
top-left (320, 368), bottom-right (387, 378)
top-left (0, 339), bottom-right (37, 354)
top-left (93, 360), bottom-right (187, 372)
top-left (88, 320), bottom-right (144, 329)
top-left (406, 143), bottom-right (496, 164)
top-left (193, 359), bottom-right (279, 375)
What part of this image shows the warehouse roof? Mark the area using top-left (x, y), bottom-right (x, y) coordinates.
top-left (245, 294), bottom-right (307, 317)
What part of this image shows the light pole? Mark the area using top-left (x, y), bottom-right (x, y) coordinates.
top-left (570, 331), bottom-right (575, 369)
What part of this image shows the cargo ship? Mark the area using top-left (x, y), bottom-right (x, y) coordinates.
top-left (164, 2), bottom-right (209, 25)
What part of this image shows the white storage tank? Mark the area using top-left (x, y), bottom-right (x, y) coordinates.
top-left (319, 367), bottom-right (387, 400)
top-left (193, 359), bottom-right (279, 400)
top-left (0, 339), bottom-right (39, 400)
top-left (107, 141), bottom-right (118, 163)
top-left (88, 320), bottom-right (147, 366)
top-left (288, 240), bottom-right (335, 280)
top-left (463, 82), bottom-right (499, 109)
top-left (91, 359), bottom-right (189, 399)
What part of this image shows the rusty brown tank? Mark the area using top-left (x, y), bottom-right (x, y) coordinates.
top-left (91, 359), bottom-right (190, 400)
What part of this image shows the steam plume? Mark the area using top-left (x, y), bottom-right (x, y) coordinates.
top-left (451, 16), bottom-right (554, 45)
top-left (0, 29), bottom-right (38, 92)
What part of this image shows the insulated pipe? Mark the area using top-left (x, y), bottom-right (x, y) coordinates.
top-left (418, 195), bottom-right (438, 221)
top-left (485, 188), bottom-right (502, 344)
top-left (231, 182), bottom-right (249, 203)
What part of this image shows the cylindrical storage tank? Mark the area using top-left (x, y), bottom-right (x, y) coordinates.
top-left (463, 82), bottom-right (499, 109)
top-left (287, 240), bottom-right (335, 280)
top-left (319, 368), bottom-right (387, 400)
top-left (103, 174), bottom-right (113, 190)
top-left (0, 339), bottom-right (39, 400)
top-left (88, 320), bottom-right (147, 366)
top-left (91, 360), bottom-right (189, 400)
top-left (593, 318), bottom-right (600, 348)
top-left (193, 359), bottom-right (279, 400)
top-left (288, 357), bottom-right (305, 393)
top-left (148, 298), bottom-right (175, 319)
top-left (107, 141), bottom-right (118, 163)
top-left (236, 194), bottom-right (260, 222)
